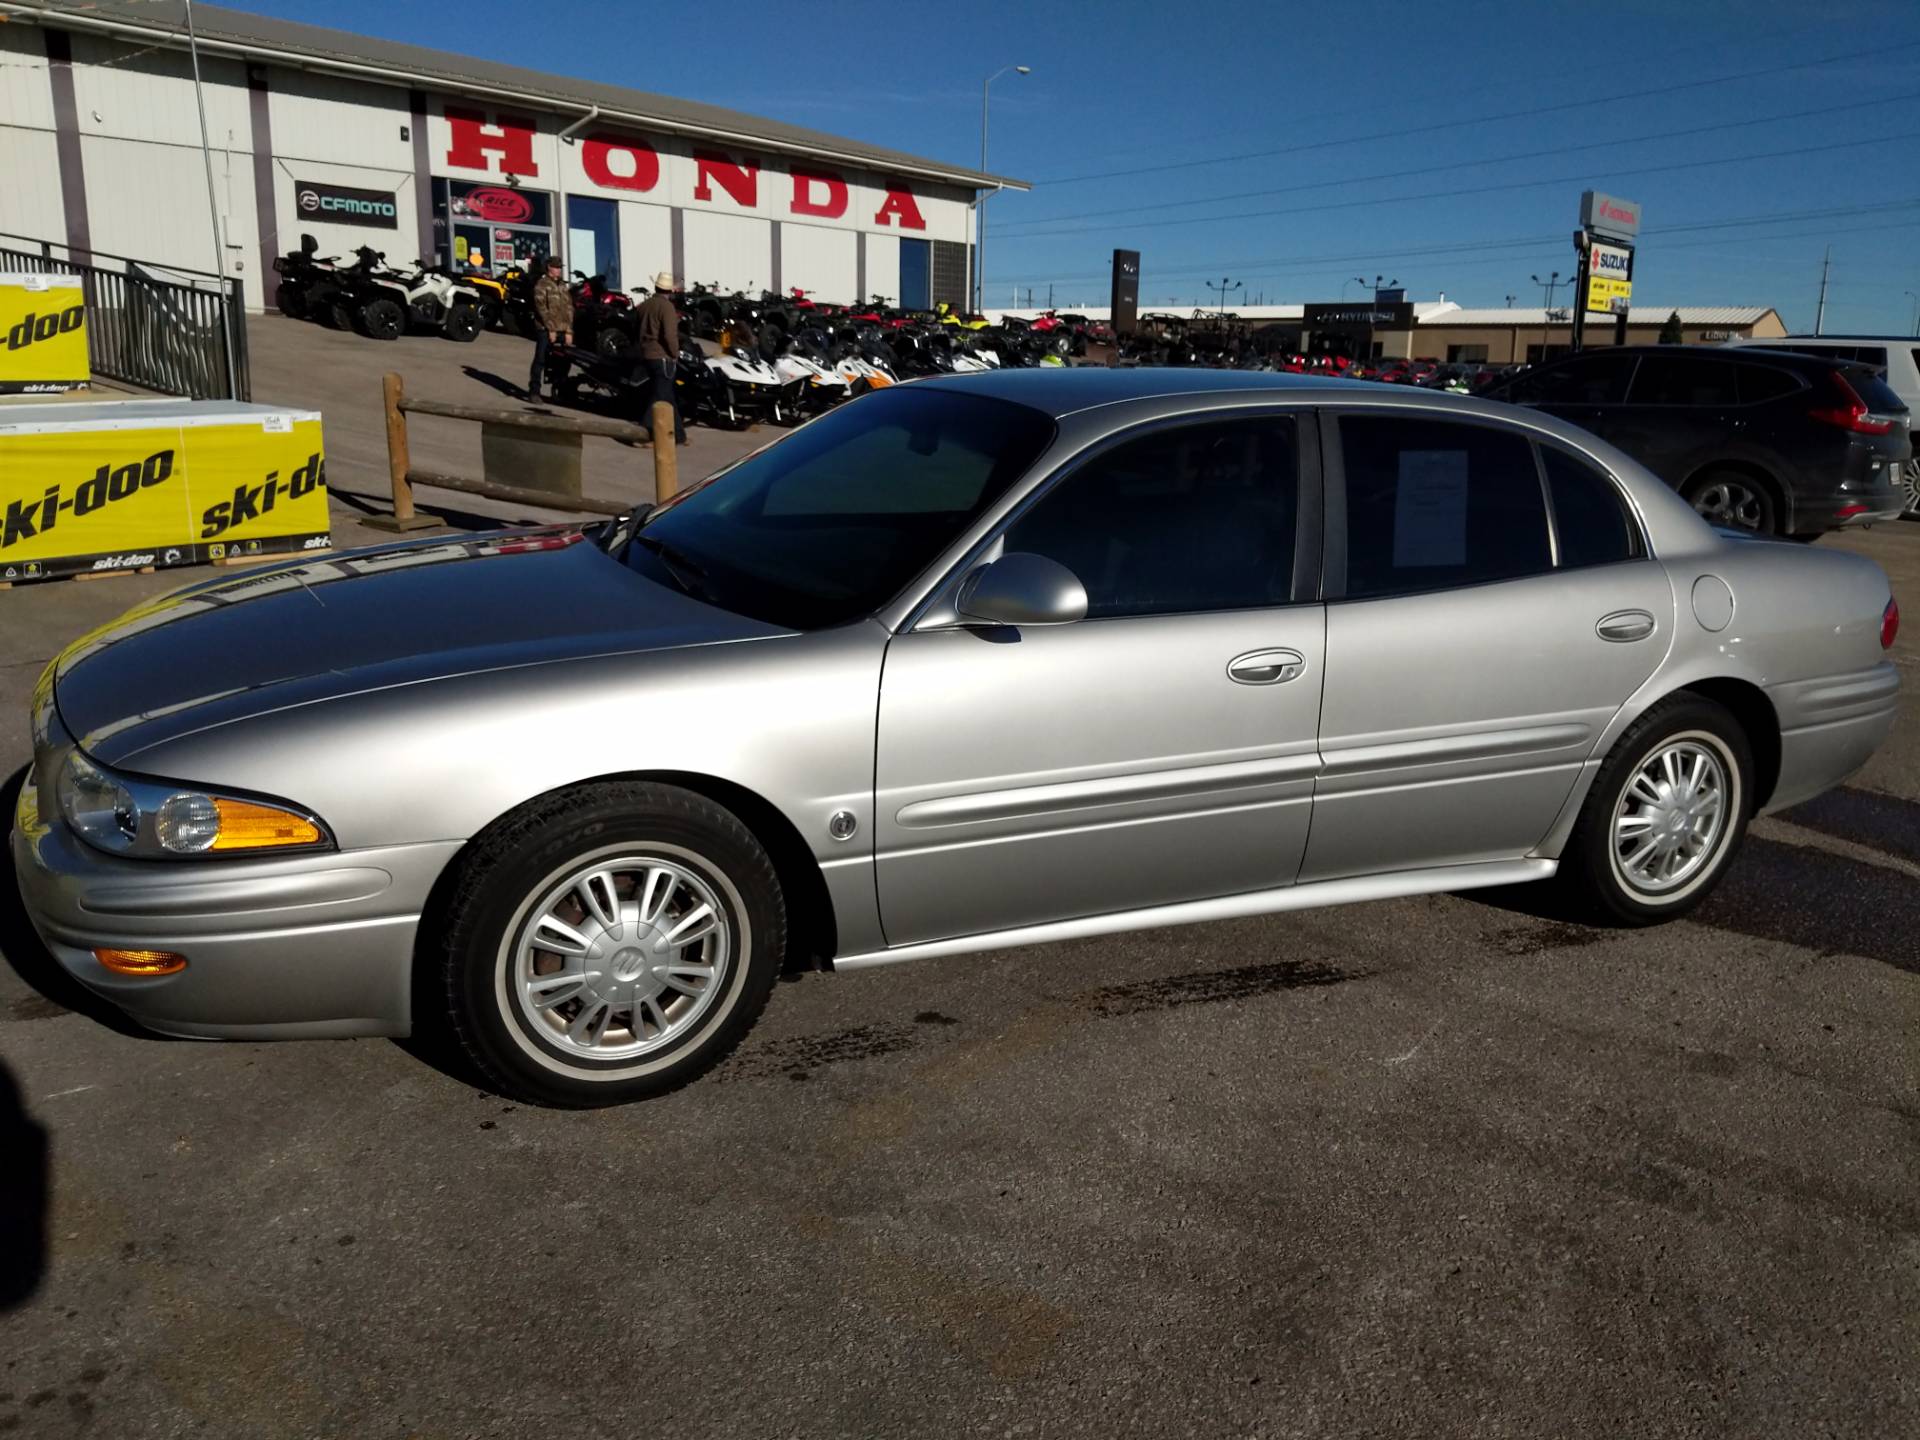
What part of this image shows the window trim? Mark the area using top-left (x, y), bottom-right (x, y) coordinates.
top-left (1318, 407), bottom-right (1650, 604)
top-left (904, 406), bottom-right (1323, 632)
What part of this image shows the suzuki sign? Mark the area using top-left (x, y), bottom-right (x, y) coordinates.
top-left (1585, 241), bottom-right (1634, 314)
top-left (1580, 190), bottom-right (1641, 240)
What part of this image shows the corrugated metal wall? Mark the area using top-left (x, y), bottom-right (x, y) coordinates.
top-left (0, 25), bottom-right (72, 246)
top-left (865, 233), bottom-right (900, 306)
top-left (682, 210), bottom-right (773, 296)
top-left (616, 201), bottom-right (673, 293)
top-left (780, 222), bottom-right (857, 304)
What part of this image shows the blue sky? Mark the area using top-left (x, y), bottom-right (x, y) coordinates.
top-left (252, 0), bottom-right (1920, 331)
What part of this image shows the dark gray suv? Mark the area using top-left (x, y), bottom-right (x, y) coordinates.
top-left (1483, 346), bottom-right (1909, 537)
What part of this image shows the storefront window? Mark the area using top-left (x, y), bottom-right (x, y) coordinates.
top-left (433, 178), bottom-right (554, 273)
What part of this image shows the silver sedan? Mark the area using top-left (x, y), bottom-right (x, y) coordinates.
top-left (12, 371), bottom-right (1901, 1106)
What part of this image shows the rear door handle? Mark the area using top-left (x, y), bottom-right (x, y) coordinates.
top-left (1227, 648), bottom-right (1306, 685)
top-left (1596, 609), bottom-right (1655, 643)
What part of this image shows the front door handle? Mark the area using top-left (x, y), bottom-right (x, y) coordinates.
top-left (1227, 648), bottom-right (1306, 685)
top-left (1596, 609), bottom-right (1656, 643)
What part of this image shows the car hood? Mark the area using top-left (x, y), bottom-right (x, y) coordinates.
top-left (54, 529), bottom-right (789, 764)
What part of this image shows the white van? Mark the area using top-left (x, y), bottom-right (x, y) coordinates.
top-left (1724, 335), bottom-right (1920, 515)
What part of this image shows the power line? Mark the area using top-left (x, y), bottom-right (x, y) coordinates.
top-left (996, 88), bottom-right (1920, 232)
top-left (996, 133), bottom-right (1920, 240)
top-left (990, 199), bottom-right (1920, 289)
top-left (1032, 39), bottom-right (1920, 185)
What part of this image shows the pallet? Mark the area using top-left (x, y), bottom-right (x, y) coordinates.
top-left (212, 548), bottom-right (334, 567)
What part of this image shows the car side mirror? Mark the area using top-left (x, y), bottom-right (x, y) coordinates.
top-left (956, 552), bottom-right (1088, 627)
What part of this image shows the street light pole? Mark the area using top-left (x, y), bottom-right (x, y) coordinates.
top-left (1907, 290), bottom-right (1918, 338)
top-left (1206, 276), bottom-right (1242, 319)
top-left (976, 63), bottom-right (1031, 314)
top-left (1531, 271), bottom-right (1562, 363)
top-left (179, 0), bottom-right (240, 398)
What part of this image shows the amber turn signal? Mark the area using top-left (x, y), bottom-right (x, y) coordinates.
top-left (93, 948), bottom-right (187, 977)
top-left (208, 798), bottom-right (322, 851)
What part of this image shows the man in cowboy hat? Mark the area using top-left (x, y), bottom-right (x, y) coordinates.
top-left (636, 271), bottom-right (687, 445)
top-left (527, 253), bottom-right (572, 400)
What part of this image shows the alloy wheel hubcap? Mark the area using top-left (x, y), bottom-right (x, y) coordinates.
top-left (1611, 739), bottom-right (1730, 896)
top-left (510, 856), bottom-right (730, 1059)
top-left (1690, 480), bottom-right (1765, 530)
top-left (1902, 458), bottom-right (1920, 517)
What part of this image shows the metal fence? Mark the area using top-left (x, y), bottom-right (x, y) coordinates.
top-left (0, 234), bottom-right (249, 401)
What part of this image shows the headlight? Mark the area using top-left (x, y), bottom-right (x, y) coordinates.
top-left (58, 752), bottom-right (328, 859)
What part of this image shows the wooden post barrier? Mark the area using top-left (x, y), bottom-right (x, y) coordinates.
top-left (366, 372), bottom-right (647, 530)
top-left (651, 401), bottom-right (678, 503)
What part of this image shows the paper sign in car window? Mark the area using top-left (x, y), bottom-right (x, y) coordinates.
top-left (1393, 449), bottom-right (1470, 568)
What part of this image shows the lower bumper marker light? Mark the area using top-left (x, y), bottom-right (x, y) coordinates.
top-left (93, 948), bottom-right (187, 977)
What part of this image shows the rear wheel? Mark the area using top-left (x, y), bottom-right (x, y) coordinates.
top-left (357, 297), bottom-right (405, 341)
top-left (594, 327), bottom-right (632, 358)
top-left (1901, 457), bottom-right (1920, 519)
top-left (1554, 694), bottom-right (1753, 926)
top-left (442, 782), bottom-right (786, 1108)
top-left (442, 302), bottom-right (481, 343)
top-left (275, 284), bottom-right (307, 320)
top-left (1683, 469), bottom-right (1777, 534)
top-left (323, 301), bottom-right (354, 331)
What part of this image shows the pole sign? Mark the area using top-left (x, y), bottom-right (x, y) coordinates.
top-left (0, 273), bottom-right (90, 394)
top-left (294, 179), bottom-right (400, 229)
top-left (1584, 241), bottom-right (1634, 314)
top-left (1111, 249), bottom-right (1141, 336)
top-left (1580, 190), bottom-right (1641, 240)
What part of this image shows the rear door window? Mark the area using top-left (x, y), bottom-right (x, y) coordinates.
top-left (1736, 366), bottom-right (1801, 404)
top-left (1627, 355), bottom-right (1740, 406)
top-left (1846, 368), bottom-right (1908, 416)
top-left (1541, 447), bottom-right (1642, 569)
top-left (1337, 416), bottom-right (1550, 599)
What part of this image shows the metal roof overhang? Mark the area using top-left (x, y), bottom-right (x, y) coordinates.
top-left (1, 0), bottom-right (1031, 193)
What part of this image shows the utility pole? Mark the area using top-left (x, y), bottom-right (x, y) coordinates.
top-left (1814, 246), bottom-right (1830, 335)
top-left (1907, 290), bottom-right (1919, 338)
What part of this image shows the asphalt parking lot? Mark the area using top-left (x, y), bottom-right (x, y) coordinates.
top-left (0, 323), bottom-right (1916, 1437)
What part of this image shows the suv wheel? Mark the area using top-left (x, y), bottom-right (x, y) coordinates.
top-left (442, 782), bottom-right (785, 1107)
top-left (1555, 694), bottom-right (1753, 925)
top-left (1683, 470), bottom-right (1776, 534)
top-left (1901, 458), bottom-right (1920, 520)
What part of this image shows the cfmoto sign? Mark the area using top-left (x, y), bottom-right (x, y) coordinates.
top-left (294, 180), bottom-right (399, 229)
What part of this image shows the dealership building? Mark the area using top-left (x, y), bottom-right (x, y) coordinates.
top-left (0, 0), bottom-right (1018, 311)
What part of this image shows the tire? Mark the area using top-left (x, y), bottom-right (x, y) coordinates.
top-left (1901, 457), bottom-right (1920, 520)
top-left (478, 299), bottom-right (503, 332)
top-left (442, 303), bottom-right (481, 343)
top-left (1553, 694), bottom-right (1754, 926)
top-left (275, 284), bottom-right (307, 320)
top-left (442, 782), bottom-right (786, 1108)
top-left (357, 297), bottom-right (405, 341)
top-left (594, 327), bottom-right (632, 358)
top-left (323, 301), bottom-right (354, 332)
top-left (1683, 469), bottom-right (1777, 534)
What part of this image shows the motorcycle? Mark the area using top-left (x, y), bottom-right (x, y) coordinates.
top-left (571, 272), bottom-right (641, 356)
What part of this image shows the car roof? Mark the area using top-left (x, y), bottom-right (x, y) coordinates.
top-left (915, 368), bottom-right (1373, 417)
top-left (1535, 344), bottom-right (1851, 374)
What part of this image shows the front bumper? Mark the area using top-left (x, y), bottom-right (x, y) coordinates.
top-left (11, 775), bottom-right (457, 1039)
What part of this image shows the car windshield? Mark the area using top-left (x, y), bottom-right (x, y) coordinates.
top-left (622, 387), bottom-right (1056, 629)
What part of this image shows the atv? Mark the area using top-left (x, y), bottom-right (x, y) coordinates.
top-left (333, 249), bottom-right (483, 342)
top-left (571, 272), bottom-right (641, 356)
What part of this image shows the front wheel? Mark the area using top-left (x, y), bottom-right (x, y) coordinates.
top-left (1554, 695), bottom-right (1753, 926)
top-left (357, 297), bottom-right (405, 341)
top-left (442, 783), bottom-right (786, 1107)
top-left (442, 302), bottom-right (481, 343)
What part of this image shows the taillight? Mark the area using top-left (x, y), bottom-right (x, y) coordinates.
top-left (1883, 596), bottom-right (1900, 650)
top-left (1809, 372), bottom-right (1895, 434)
